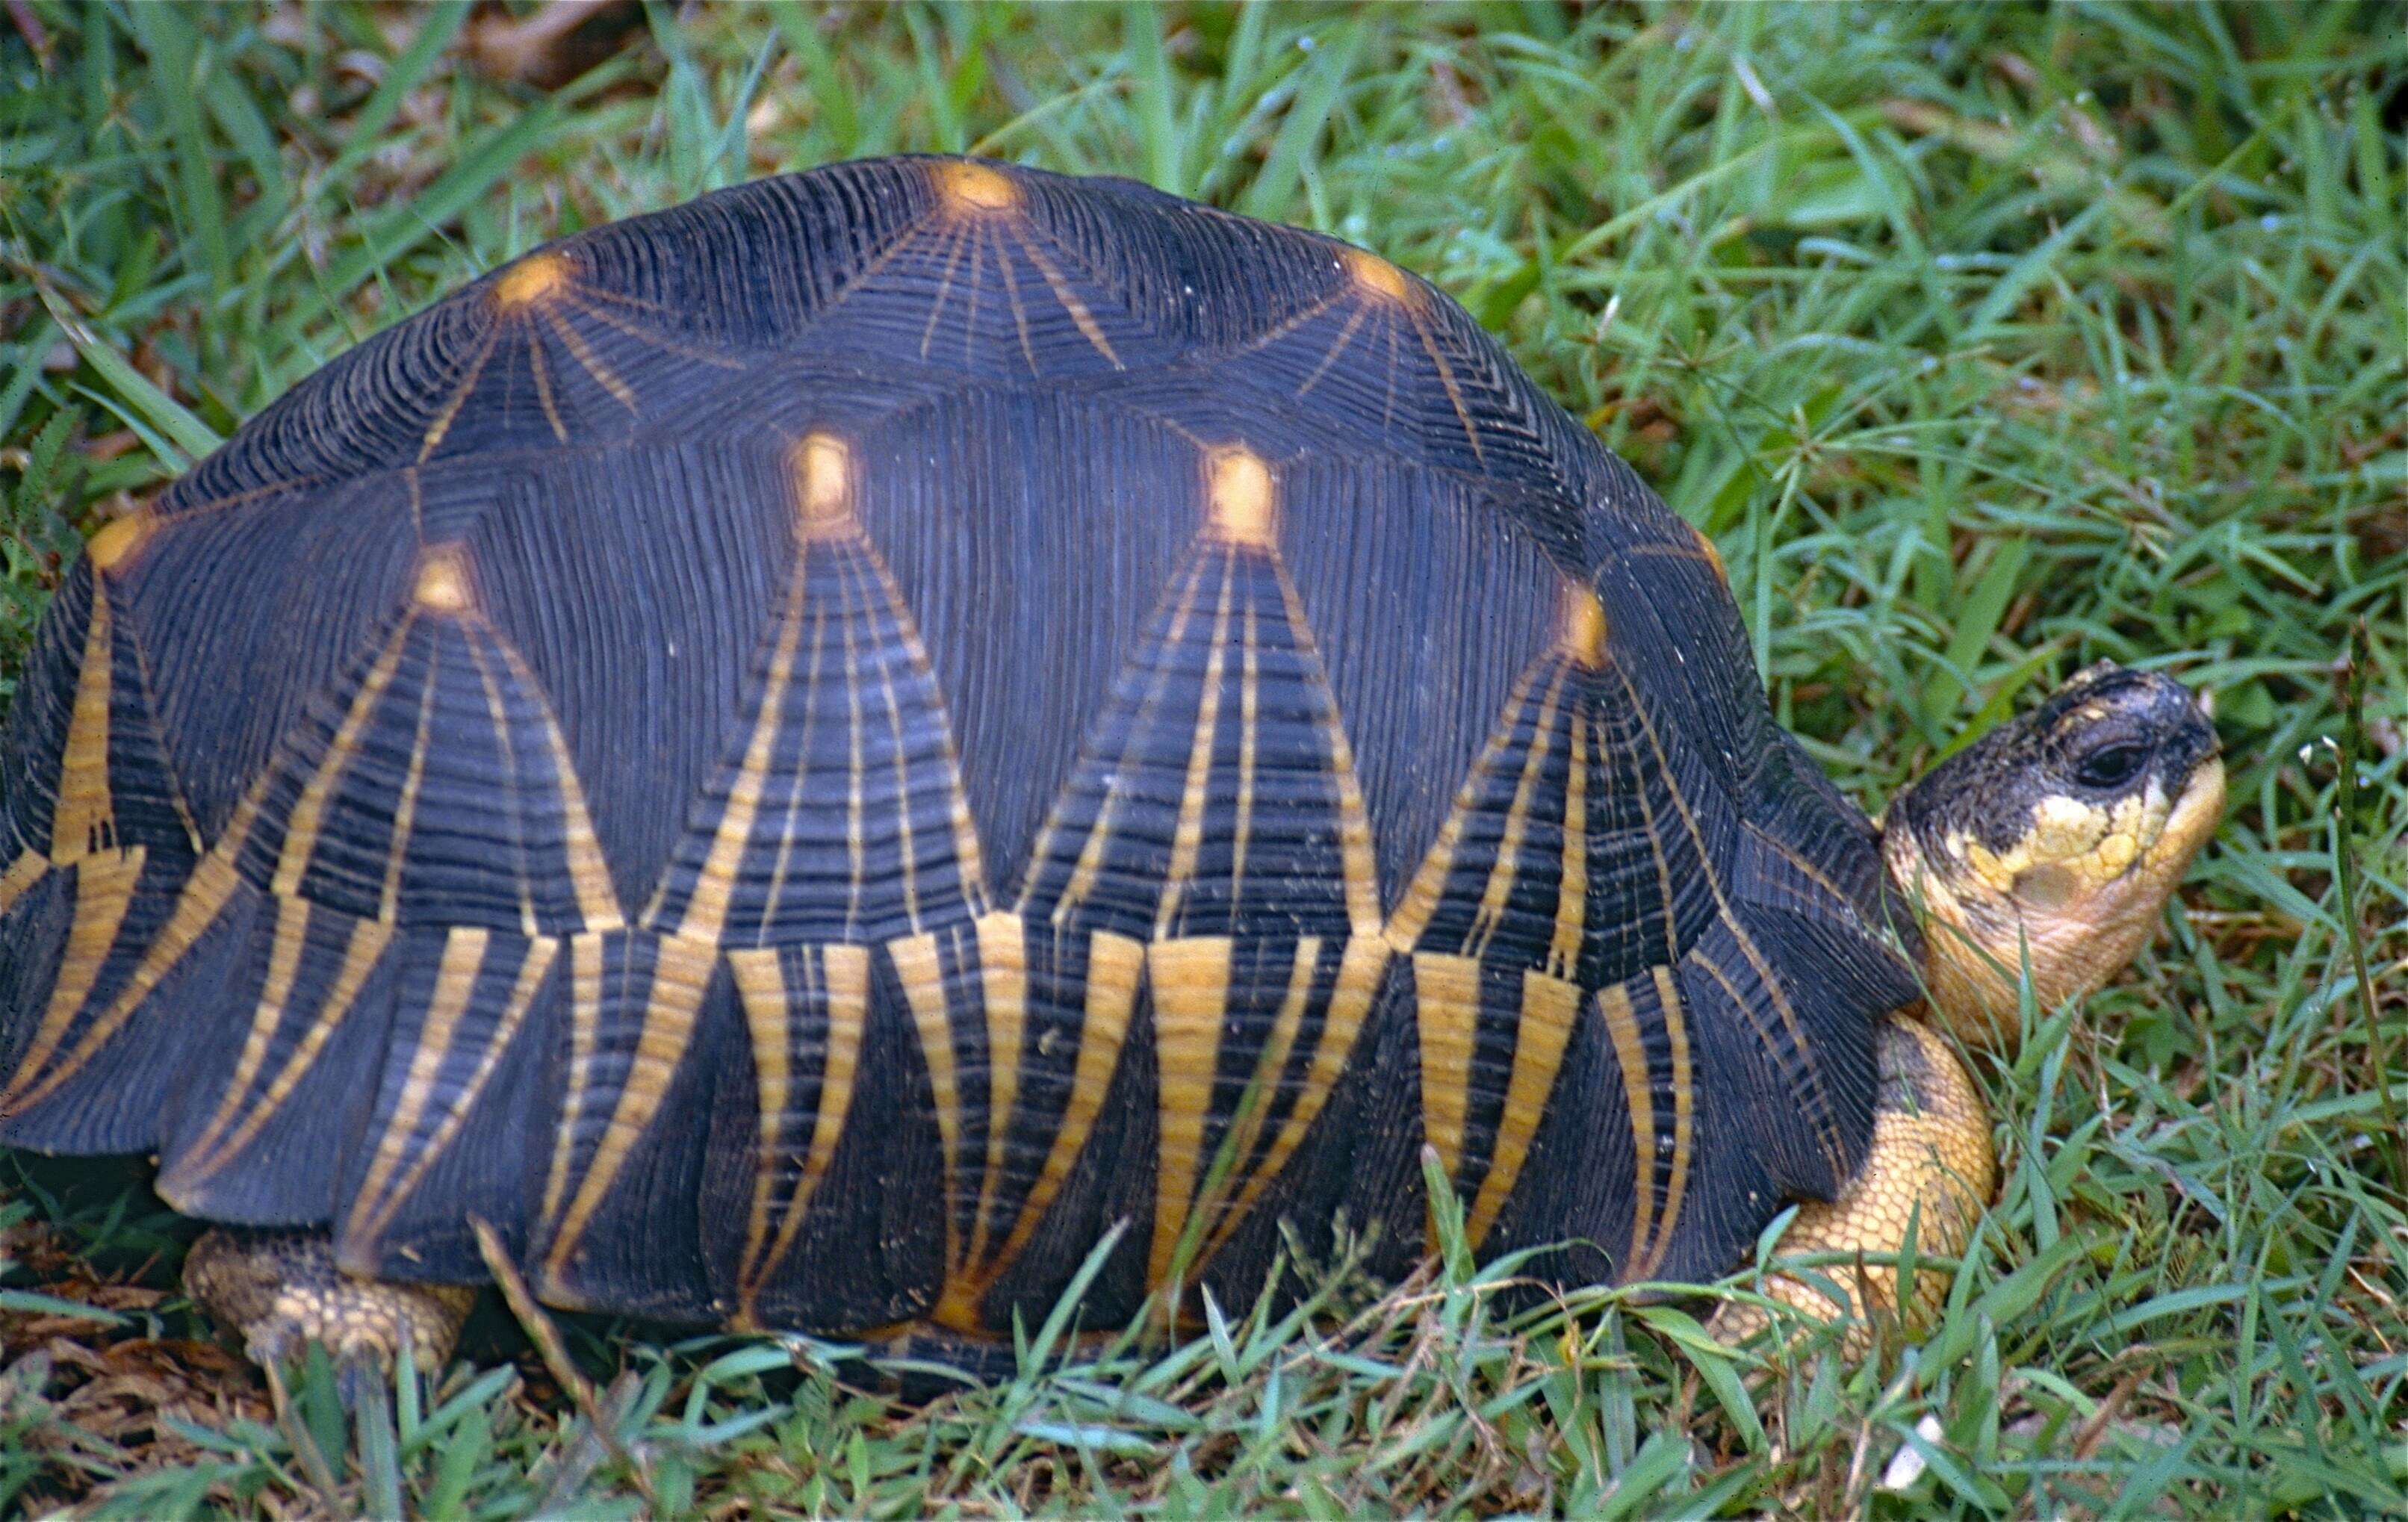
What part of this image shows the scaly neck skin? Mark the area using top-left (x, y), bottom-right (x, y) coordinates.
top-left (1882, 756), bottom-right (2227, 1057)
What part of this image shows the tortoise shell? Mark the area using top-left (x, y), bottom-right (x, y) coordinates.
top-left (0, 157), bottom-right (1916, 1335)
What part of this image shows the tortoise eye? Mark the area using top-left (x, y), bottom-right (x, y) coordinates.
top-left (2074, 742), bottom-right (2149, 789)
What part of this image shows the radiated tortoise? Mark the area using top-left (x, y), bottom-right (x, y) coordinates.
top-left (0, 156), bottom-right (2225, 1378)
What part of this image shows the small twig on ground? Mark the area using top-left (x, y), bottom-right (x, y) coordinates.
top-left (5, 0), bottom-right (49, 69)
top-left (465, 0), bottom-right (645, 87)
top-left (471, 1217), bottom-right (659, 1512)
top-left (2070, 1371), bottom-right (2144, 1462)
top-left (2332, 621), bottom-right (2406, 1194)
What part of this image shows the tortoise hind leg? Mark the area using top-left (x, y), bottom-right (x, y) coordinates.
top-left (1713, 1016), bottom-right (1996, 1351)
top-left (184, 1228), bottom-right (474, 1392)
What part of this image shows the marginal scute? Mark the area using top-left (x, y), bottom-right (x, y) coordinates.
top-left (725, 939), bottom-right (868, 1326)
top-left (159, 899), bottom-right (396, 1195)
top-left (341, 929), bottom-right (557, 1258)
top-left (1465, 969), bottom-right (1582, 1246)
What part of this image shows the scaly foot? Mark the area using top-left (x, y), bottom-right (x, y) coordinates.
top-left (184, 1228), bottom-right (474, 1394)
top-left (1713, 1016), bottom-right (1995, 1352)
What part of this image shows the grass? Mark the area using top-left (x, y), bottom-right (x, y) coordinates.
top-left (1, 1), bottom-right (2402, 1515)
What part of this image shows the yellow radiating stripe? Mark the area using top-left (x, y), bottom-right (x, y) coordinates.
top-left (817, 190), bottom-right (944, 320)
top-left (1055, 562), bottom-right (1208, 919)
top-left (1145, 936), bottom-right (1232, 1287)
top-left (50, 580), bottom-right (114, 864)
top-left (1412, 951), bottom-right (1482, 1182)
top-left (860, 548), bottom-right (990, 915)
top-left (562, 290), bottom-right (747, 371)
top-left (1008, 223), bottom-right (1123, 366)
top-left (673, 553), bottom-right (808, 942)
top-left (1650, 963), bottom-right (1693, 1273)
top-left (526, 332), bottom-right (567, 442)
top-left (542, 932), bottom-right (715, 1288)
top-left (178, 908), bottom-right (394, 1189)
top-left (1408, 305), bottom-right (1487, 468)
top-left (0, 846), bottom-right (146, 1113)
top-left (1595, 981), bottom-right (1657, 1275)
top-left (1616, 709), bottom-right (1681, 972)
top-left (769, 945), bottom-right (868, 1294)
top-left (943, 736), bottom-right (989, 916)
top-left (1385, 662), bottom-right (1547, 952)
top-left (1229, 604), bottom-right (1259, 907)
top-left (1548, 701), bottom-right (1589, 981)
top-left (727, 946), bottom-right (792, 1293)
top-left (4, 781), bottom-right (267, 1113)
top-left (1156, 556), bottom-right (1235, 938)
top-left (974, 929), bottom-right (1142, 1296)
top-left (1013, 552), bottom-right (1187, 917)
top-left (961, 911), bottom-right (1028, 1270)
top-left (1465, 971), bottom-right (1581, 1249)
top-left (486, 639), bottom-right (623, 933)
top-left (733, 942), bottom-right (867, 1320)
top-left (992, 223), bottom-right (1039, 375)
top-left (273, 618), bottom-right (417, 897)
top-left (1205, 937), bottom-right (1385, 1258)
top-left (1294, 299), bottom-right (1374, 398)
top-left (1194, 935), bottom-right (1317, 1261)
top-left (0, 851), bottom-right (47, 919)
top-left (418, 328), bottom-right (501, 461)
top-left (539, 305), bottom-right (639, 411)
top-left (1269, 562), bottom-right (1381, 935)
top-left (117, 600), bottom-right (203, 857)
top-left (1611, 665), bottom-right (1838, 1175)
top-left (343, 927), bottom-right (495, 1239)
top-left (849, 556), bottom-right (928, 933)
top-left (463, 639), bottom-right (542, 939)
top-left (758, 602), bottom-right (830, 933)
top-left (349, 933), bottom-right (554, 1253)
top-left (1228, 279), bottom-right (1347, 357)
top-left (1465, 665), bottom-right (1569, 958)
top-left (890, 928), bottom-right (963, 1270)
top-left (1686, 945), bottom-right (1827, 1145)
top-left (957, 230), bottom-right (988, 367)
top-left (1746, 820), bottom-right (1860, 919)
top-left (840, 600), bottom-right (867, 939)
top-left (174, 895), bottom-right (314, 1170)
top-left (541, 934), bottom-right (608, 1228)
top-left (380, 646), bottom-right (441, 921)
top-left (917, 216), bottom-right (977, 360)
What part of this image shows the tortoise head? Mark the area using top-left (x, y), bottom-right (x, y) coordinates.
top-left (1882, 662), bottom-right (2224, 1052)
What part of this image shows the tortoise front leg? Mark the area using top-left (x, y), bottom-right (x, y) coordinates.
top-left (184, 1228), bottom-right (474, 1392)
top-left (1713, 1016), bottom-right (1996, 1351)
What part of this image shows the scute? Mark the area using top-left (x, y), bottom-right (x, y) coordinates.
top-left (0, 158), bottom-right (1913, 1338)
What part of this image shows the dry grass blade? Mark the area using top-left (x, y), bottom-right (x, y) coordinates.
top-left (470, 1216), bottom-right (657, 1512)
